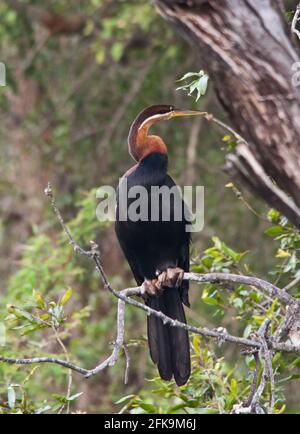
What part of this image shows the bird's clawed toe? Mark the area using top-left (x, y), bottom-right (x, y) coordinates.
top-left (141, 267), bottom-right (185, 299)
top-left (141, 278), bottom-right (162, 298)
top-left (157, 267), bottom-right (184, 288)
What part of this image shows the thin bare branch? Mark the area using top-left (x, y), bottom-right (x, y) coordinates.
top-left (284, 274), bottom-right (300, 292)
top-left (232, 319), bottom-right (275, 414)
top-left (292, 3), bottom-right (300, 40)
top-left (52, 327), bottom-right (72, 414)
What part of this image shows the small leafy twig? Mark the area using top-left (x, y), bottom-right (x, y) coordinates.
top-left (176, 70), bottom-right (209, 101)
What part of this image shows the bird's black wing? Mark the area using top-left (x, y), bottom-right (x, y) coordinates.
top-left (115, 220), bottom-right (144, 286)
top-left (164, 174), bottom-right (190, 307)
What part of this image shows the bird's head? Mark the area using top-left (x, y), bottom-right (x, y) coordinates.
top-left (128, 104), bottom-right (206, 162)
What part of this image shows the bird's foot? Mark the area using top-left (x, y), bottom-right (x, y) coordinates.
top-left (141, 278), bottom-right (162, 297)
top-left (157, 267), bottom-right (184, 288)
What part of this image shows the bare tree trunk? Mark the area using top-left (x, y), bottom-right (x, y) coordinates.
top-left (154, 0), bottom-right (300, 227)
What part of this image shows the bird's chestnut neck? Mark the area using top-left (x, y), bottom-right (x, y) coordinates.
top-left (128, 116), bottom-right (167, 162)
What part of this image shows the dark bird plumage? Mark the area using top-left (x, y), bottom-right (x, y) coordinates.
top-left (115, 104), bottom-right (200, 386)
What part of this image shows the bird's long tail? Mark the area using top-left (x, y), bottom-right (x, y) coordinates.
top-left (146, 288), bottom-right (190, 386)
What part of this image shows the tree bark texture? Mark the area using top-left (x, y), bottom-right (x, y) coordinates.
top-left (154, 0), bottom-right (300, 227)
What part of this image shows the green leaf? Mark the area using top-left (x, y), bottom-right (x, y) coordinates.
top-left (7, 385), bottom-right (16, 409)
top-left (176, 70), bottom-right (209, 101)
top-left (267, 208), bottom-right (281, 224)
top-left (230, 378), bottom-right (238, 398)
top-left (111, 42), bottom-right (123, 62)
top-left (138, 402), bottom-right (157, 413)
top-left (60, 288), bottom-right (73, 306)
top-left (222, 245), bottom-right (240, 262)
top-left (20, 324), bottom-right (47, 336)
top-left (188, 79), bottom-right (200, 95)
top-left (35, 405), bottom-right (52, 414)
top-left (33, 289), bottom-right (46, 310)
top-left (115, 394), bottom-right (135, 404)
top-left (196, 74), bottom-right (209, 99)
top-left (175, 84), bottom-right (190, 91)
top-left (233, 297), bottom-right (243, 308)
top-left (67, 392), bottom-right (83, 401)
top-left (8, 305), bottom-right (46, 326)
top-left (95, 47), bottom-right (105, 64)
top-left (264, 226), bottom-right (284, 237)
top-left (245, 355), bottom-right (255, 369)
top-left (276, 249), bottom-right (291, 258)
top-left (176, 72), bottom-right (201, 82)
top-left (197, 408), bottom-right (219, 414)
top-left (193, 335), bottom-right (201, 355)
top-left (202, 297), bottom-right (219, 305)
top-left (201, 256), bottom-right (213, 268)
top-left (243, 324), bottom-right (252, 339)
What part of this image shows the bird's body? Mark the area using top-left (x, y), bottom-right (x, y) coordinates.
top-left (115, 105), bottom-right (202, 385)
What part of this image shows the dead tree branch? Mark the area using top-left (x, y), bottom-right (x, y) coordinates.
top-left (232, 319), bottom-right (276, 414)
top-left (154, 0), bottom-right (300, 229)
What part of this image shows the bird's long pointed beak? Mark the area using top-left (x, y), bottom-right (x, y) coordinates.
top-left (170, 110), bottom-right (207, 118)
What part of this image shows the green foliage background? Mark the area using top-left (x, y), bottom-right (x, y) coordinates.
top-left (0, 0), bottom-right (299, 413)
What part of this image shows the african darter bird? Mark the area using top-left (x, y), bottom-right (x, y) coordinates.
top-left (115, 105), bottom-right (203, 386)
